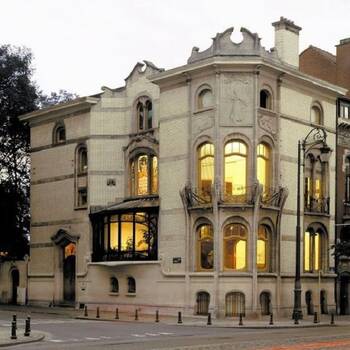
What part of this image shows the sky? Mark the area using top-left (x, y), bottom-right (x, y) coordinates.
top-left (0, 0), bottom-right (349, 97)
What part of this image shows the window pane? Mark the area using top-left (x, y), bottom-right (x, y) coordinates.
top-left (225, 154), bottom-right (246, 195)
top-left (314, 233), bottom-right (320, 271)
top-left (199, 143), bottom-right (214, 195)
top-left (198, 89), bottom-right (213, 109)
top-left (304, 231), bottom-right (310, 271)
top-left (110, 222), bottom-right (119, 250)
top-left (146, 101), bottom-right (152, 129)
top-left (135, 222), bottom-right (148, 253)
top-left (257, 239), bottom-right (266, 269)
top-left (137, 155), bottom-right (148, 195)
top-left (236, 240), bottom-right (246, 270)
top-left (138, 104), bottom-right (144, 130)
top-left (151, 156), bottom-right (158, 194)
top-left (121, 221), bottom-right (133, 251)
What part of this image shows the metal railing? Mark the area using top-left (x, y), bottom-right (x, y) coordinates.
top-left (304, 196), bottom-right (330, 214)
top-left (221, 186), bottom-right (254, 205)
top-left (260, 187), bottom-right (284, 207)
top-left (183, 186), bottom-right (212, 208)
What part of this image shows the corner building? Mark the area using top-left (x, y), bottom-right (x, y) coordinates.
top-left (21, 18), bottom-right (346, 318)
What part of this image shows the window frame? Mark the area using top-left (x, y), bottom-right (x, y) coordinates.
top-left (196, 223), bottom-right (214, 271)
top-left (197, 142), bottom-right (215, 198)
top-left (53, 122), bottom-right (66, 145)
top-left (197, 87), bottom-right (214, 110)
top-left (304, 227), bottom-right (327, 273)
top-left (135, 97), bottom-right (153, 132)
top-left (310, 103), bottom-right (324, 126)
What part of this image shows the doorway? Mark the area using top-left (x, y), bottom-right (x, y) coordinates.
top-left (11, 269), bottom-right (19, 305)
top-left (340, 276), bottom-right (350, 315)
top-left (63, 243), bottom-right (76, 302)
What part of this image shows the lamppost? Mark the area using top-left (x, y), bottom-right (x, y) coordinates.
top-left (292, 127), bottom-right (332, 321)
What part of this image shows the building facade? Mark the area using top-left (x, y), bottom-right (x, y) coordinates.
top-left (300, 38), bottom-right (350, 314)
top-left (20, 18), bottom-right (346, 317)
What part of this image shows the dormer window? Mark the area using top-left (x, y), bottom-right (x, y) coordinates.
top-left (198, 88), bottom-right (214, 109)
top-left (53, 123), bottom-right (66, 144)
top-left (260, 90), bottom-right (272, 109)
top-left (136, 97), bottom-right (153, 132)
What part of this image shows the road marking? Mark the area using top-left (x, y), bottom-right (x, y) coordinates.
top-left (159, 332), bottom-right (175, 335)
top-left (131, 334), bottom-right (146, 337)
top-left (85, 337), bottom-right (101, 341)
top-left (100, 336), bottom-right (112, 339)
top-left (48, 339), bottom-right (64, 343)
top-left (144, 333), bottom-right (160, 336)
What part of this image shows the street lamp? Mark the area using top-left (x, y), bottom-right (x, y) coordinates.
top-left (292, 127), bottom-right (332, 321)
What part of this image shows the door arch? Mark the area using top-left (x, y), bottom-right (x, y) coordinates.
top-left (260, 291), bottom-right (271, 315)
top-left (196, 291), bottom-right (210, 315)
top-left (11, 269), bottom-right (19, 305)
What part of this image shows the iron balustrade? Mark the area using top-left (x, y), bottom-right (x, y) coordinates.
top-left (304, 196), bottom-right (330, 214)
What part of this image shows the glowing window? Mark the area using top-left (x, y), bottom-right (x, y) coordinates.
top-left (198, 143), bottom-right (214, 197)
top-left (224, 141), bottom-right (247, 196)
top-left (197, 224), bottom-right (214, 271)
top-left (257, 225), bottom-right (269, 271)
top-left (304, 230), bottom-right (323, 272)
top-left (198, 89), bottom-right (214, 109)
top-left (223, 224), bottom-right (247, 270)
top-left (257, 143), bottom-right (271, 193)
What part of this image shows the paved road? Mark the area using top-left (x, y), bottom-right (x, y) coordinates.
top-left (1, 311), bottom-right (350, 349)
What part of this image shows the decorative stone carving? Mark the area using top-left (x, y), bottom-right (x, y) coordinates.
top-left (220, 74), bottom-right (253, 126)
top-left (125, 60), bottom-right (164, 84)
top-left (258, 114), bottom-right (277, 138)
top-left (192, 114), bottom-right (214, 137)
top-left (188, 27), bottom-right (278, 64)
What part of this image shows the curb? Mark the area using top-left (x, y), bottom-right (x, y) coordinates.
top-left (75, 316), bottom-right (338, 329)
top-left (0, 334), bottom-right (45, 348)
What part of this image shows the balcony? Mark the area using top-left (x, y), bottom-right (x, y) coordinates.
top-left (221, 185), bottom-right (256, 205)
top-left (260, 187), bottom-right (286, 208)
top-left (183, 186), bottom-right (212, 208)
top-left (304, 197), bottom-right (330, 215)
top-left (93, 249), bottom-right (157, 262)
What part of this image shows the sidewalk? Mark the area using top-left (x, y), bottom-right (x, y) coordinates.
top-left (0, 329), bottom-right (45, 348)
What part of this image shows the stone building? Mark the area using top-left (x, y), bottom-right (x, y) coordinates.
top-left (300, 38), bottom-right (350, 314)
top-left (20, 18), bottom-right (346, 317)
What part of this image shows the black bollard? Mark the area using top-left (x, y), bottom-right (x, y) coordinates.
top-left (11, 321), bottom-right (17, 340)
top-left (135, 309), bottom-right (138, 321)
top-left (96, 306), bottom-right (100, 319)
top-left (239, 313), bottom-right (243, 326)
top-left (84, 305), bottom-right (88, 317)
top-left (313, 312), bottom-right (318, 324)
top-left (177, 311), bottom-right (183, 324)
top-left (331, 313), bottom-right (335, 325)
top-left (294, 316), bottom-right (299, 325)
top-left (115, 308), bottom-right (119, 320)
top-left (27, 316), bottom-right (31, 333)
top-left (155, 310), bottom-right (159, 323)
top-left (24, 318), bottom-right (30, 337)
top-left (269, 313), bottom-right (274, 325)
top-left (207, 312), bottom-right (212, 326)
top-left (12, 314), bottom-right (17, 330)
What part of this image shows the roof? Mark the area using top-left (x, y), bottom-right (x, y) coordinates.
top-left (300, 45), bottom-right (336, 63)
top-left (92, 196), bottom-right (159, 215)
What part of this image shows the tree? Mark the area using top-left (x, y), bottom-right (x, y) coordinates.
top-left (0, 44), bottom-right (77, 260)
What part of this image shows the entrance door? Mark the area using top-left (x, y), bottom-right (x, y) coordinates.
top-left (11, 269), bottom-right (19, 305)
top-left (63, 243), bottom-right (76, 302)
top-left (340, 276), bottom-right (350, 315)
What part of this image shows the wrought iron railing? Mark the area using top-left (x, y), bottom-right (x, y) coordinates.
top-left (183, 186), bottom-right (212, 208)
top-left (260, 187), bottom-right (284, 207)
top-left (221, 186), bottom-right (255, 205)
top-left (304, 196), bottom-right (330, 214)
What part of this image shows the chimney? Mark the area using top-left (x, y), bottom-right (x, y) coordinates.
top-left (272, 17), bottom-right (302, 68)
top-left (336, 38), bottom-right (350, 97)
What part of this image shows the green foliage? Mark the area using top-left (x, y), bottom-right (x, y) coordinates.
top-left (332, 241), bottom-right (350, 258)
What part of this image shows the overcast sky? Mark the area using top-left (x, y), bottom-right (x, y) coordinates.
top-left (1, 0), bottom-right (349, 97)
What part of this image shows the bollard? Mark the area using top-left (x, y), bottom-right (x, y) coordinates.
top-left (177, 311), bottom-right (183, 324)
top-left (24, 318), bottom-right (30, 337)
top-left (239, 313), bottom-right (243, 326)
top-left (294, 316), bottom-right (299, 325)
top-left (331, 313), bottom-right (335, 325)
top-left (313, 312), bottom-right (318, 324)
top-left (11, 321), bottom-right (17, 340)
top-left (207, 312), bottom-right (212, 326)
top-left (27, 316), bottom-right (31, 333)
top-left (84, 305), bottom-right (88, 317)
top-left (155, 310), bottom-right (159, 323)
top-left (115, 308), bottom-right (119, 320)
top-left (269, 313), bottom-right (274, 325)
top-left (135, 309), bottom-right (138, 321)
top-left (96, 306), bottom-right (100, 319)
top-left (12, 315), bottom-right (17, 330)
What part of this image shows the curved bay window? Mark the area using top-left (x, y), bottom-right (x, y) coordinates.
top-left (94, 211), bottom-right (158, 261)
top-left (136, 98), bottom-right (153, 132)
top-left (224, 141), bottom-right (247, 199)
top-left (198, 143), bottom-right (214, 197)
top-left (223, 223), bottom-right (247, 270)
top-left (130, 154), bottom-right (158, 196)
top-left (197, 224), bottom-right (214, 271)
top-left (257, 225), bottom-right (270, 271)
top-left (257, 143), bottom-right (271, 194)
top-left (304, 228), bottom-right (326, 272)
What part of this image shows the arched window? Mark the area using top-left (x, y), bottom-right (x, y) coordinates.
top-left (197, 224), bottom-right (214, 271)
top-left (225, 292), bottom-right (245, 317)
top-left (198, 88), bottom-right (214, 109)
top-left (53, 123), bottom-right (66, 144)
top-left (223, 223), bottom-right (247, 270)
top-left (260, 90), bottom-right (272, 109)
top-left (127, 277), bottom-right (136, 293)
top-left (224, 141), bottom-right (247, 198)
top-left (197, 143), bottom-right (214, 197)
top-left (110, 277), bottom-right (119, 293)
top-left (304, 228), bottom-right (326, 272)
top-left (257, 143), bottom-right (271, 193)
top-left (136, 98), bottom-right (153, 131)
top-left (305, 290), bottom-right (314, 315)
top-left (257, 225), bottom-right (270, 271)
top-left (77, 147), bottom-right (88, 174)
top-left (260, 291), bottom-right (271, 315)
top-left (196, 291), bottom-right (210, 315)
top-left (311, 105), bottom-right (323, 125)
top-left (130, 153), bottom-right (158, 196)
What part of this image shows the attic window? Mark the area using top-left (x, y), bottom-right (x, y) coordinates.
top-left (260, 90), bottom-right (272, 109)
top-left (136, 98), bottom-right (153, 132)
top-left (198, 89), bottom-right (213, 109)
top-left (53, 123), bottom-right (66, 144)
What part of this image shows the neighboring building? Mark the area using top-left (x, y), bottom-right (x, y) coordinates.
top-left (300, 38), bottom-right (350, 314)
top-left (20, 18), bottom-right (346, 317)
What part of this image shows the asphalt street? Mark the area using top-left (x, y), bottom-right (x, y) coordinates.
top-left (1, 310), bottom-right (350, 349)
